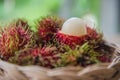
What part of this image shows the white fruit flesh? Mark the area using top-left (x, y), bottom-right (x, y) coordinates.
top-left (61, 17), bottom-right (87, 36)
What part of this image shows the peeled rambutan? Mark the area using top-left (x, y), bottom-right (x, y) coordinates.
top-left (0, 19), bottom-right (32, 58)
top-left (37, 16), bottom-right (64, 43)
top-left (55, 17), bottom-right (101, 48)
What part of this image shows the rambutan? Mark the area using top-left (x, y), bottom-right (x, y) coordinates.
top-left (56, 32), bottom-right (86, 48)
top-left (0, 19), bottom-right (32, 59)
top-left (8, 48), bottom-right (34, 65)
top-left (55, 17), bottom-right (102, 48)
top-left (31, 46), bottom-right (61, 68)
top-left (37, 16), bottom-right (64, 43)
top-left (86, 27), bottom-right (100, 39)
top-left (56, 27), bottom-right (100, 48)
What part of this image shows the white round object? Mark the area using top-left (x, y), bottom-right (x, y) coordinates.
top-left (61, 17), bottom-right (87, 36)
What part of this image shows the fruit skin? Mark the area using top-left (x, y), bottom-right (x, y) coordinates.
top-left (56, 27), bottom-right (100, 48)
top-left (97, 55), bottom-right (111, 62)
top-left (0, 19), bottom-right (32, 59)
top-left (31, 46), bottom-right (60, 68)
top-left (56, 31), bottom-right (86, 48)
top-left (86, 27), bottom-right (99, 39)
top-left (8, 48), bottom-right (34, 65)
top-left (37, 16), bottom-right (64, 43)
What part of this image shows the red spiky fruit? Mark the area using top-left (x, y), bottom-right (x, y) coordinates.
top-left (0, 19), bottom-right (32, 59)
top-left (32, 46), bottom-right (60, 68)
top-left (56, 27), bottom-right (100, 48)
top-left (8, 48), bottom-right (34, 65)
top-left (37, 16), bottom-right (64, 43)
top-left (97, 55), bottom-right (111, 62)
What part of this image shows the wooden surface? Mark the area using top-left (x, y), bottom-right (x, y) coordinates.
top-left (0, 60), bottom-right (119, 80)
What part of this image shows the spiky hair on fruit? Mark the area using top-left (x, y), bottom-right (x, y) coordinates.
top-left (8, 45), bottom-right (65, 68)
top-left (0, 19), bottom-right (33, 59)
top-left (8, 48), bottom-right (34, 65)
top-left (36, 16), bottom-right (64, 44)
top-left (31, 46), bottom-right (61, 68)
top-left (56, 27), bottom-right (102, 48)
top-left (57, 41), bottom-right (115, 67)
top-left (15, 19), bottom-right (29, 27)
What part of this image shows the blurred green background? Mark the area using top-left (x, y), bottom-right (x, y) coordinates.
top-left (0, 0), bottom-right (120, 43)
top-left (0, 0), bottom-right (100, 24)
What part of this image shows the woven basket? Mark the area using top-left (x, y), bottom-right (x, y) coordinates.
top-left (0, 43), bottom-right (120, 80)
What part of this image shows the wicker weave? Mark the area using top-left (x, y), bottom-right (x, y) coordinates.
top-left (0, 44), bottom-right (120, 80)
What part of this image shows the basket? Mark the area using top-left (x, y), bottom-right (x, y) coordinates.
top-left (0, 43), bottom-right (120, 80)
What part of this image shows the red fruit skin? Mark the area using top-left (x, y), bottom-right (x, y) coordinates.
top-left (86, 27), bottom-right (99, 39)
top-left (32, 47), bottom-right (60, 68)
top-left (97, 55), bottom-right (111, 62)
top-left (16, 26), bottom-right (31, 47)
top-left (56, 31), bottom-right (87, 48)
top-left (38, 16), bottom-right (63, 42)
top-left (0, 20), bottom-right (31, 57)
top-left (56, 27), bottom-right (99, 48)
